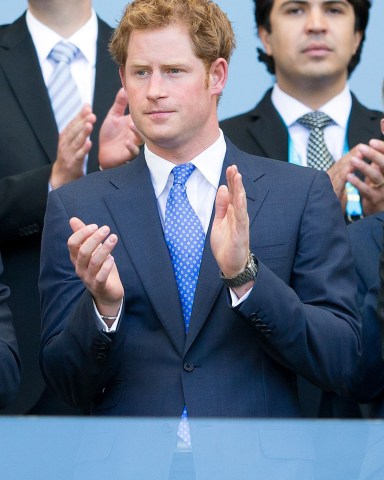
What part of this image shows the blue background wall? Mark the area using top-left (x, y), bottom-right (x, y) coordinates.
top-left (2, 0), bottom-right (383, 120)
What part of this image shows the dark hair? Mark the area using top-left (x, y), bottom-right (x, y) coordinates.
top-left (254, 0), bottom-right (371, 76)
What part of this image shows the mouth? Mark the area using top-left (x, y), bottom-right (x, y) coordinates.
top-left (146, 110), bottom-right (175, 119)
top-left (302, 44), bottom-right (332, 56)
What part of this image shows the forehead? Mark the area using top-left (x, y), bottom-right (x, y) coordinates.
top-left (126, 23), bottom-right (197, 62)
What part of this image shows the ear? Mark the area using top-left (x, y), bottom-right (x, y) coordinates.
top-left (258, 26), bottom-right (272, 56)
top-left (209, 58), bottom-right (228, 96)
top-left (352, 30), bottom-right (363, 55)
top-left (119, 66), bottom-right (127, 91)
top-left (381, 118), bottom-right (384, 136)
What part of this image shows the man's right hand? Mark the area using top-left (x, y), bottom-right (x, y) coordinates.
top-left (50, 105), bottom-right (96, 190)
top-left (68, 217), bottom-right (124, 319)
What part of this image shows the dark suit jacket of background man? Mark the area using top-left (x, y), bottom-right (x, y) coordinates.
top-left (0, 13), bottom-right (121, 414)
top-left (220, 88), bottom-right (384, 161)
top-left (39, 139), bottom-right (361, 417)
top-left (348, 212), bottom-right (384, 418)
top-left (221, 88), bottom-right (384, 418)
top-left (0, 254), bottom-right (20, 408)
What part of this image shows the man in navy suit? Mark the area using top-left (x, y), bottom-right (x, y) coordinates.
top-left (39, 0), bottom-right (361, 419)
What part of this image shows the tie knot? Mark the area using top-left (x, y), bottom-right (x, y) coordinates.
top-left (297, 111), bottom-right (333, 130)
top-left (49, 41), bottom-right (79, 64)
top-left (172, 163), bottom-right (196, 186)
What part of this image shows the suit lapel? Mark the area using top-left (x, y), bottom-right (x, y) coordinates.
top-left (246, 89), bottom-right (289, 161)
top-left (0, 14), bottom-right (58, 163)
top-left (347, 94), bottom-right (384, 148)
top-left (107, 145), bottom-right (269, 355)
top-left (185, 141), bottom-right (269, 352)
top-left (103, 155), bottom-right (186, 355)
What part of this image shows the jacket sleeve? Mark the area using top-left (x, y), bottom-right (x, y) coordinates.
top-left (237, 171), bottom-right (361, 397)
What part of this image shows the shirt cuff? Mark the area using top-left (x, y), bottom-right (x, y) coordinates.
top-left (229, 287), bottom-right (252, 307)
top-left (93, 300), bottom-right (123, 332)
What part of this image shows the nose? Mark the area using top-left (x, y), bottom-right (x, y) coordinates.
top-left (305, 7), bottom-right (327, 33)
top-left (146, 71), bottom-right (167, 100)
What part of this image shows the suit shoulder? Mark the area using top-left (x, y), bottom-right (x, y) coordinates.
top-left (55, 163), bottom-right (134, 199)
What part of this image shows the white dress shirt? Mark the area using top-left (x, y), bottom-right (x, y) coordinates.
top-left (26, 9), bottom-right (98, 106)
top-left (271, 83), bottom-right (352, 165)
top-left (27, 9), bottom-right (98, 181)
top-left (97, 131), bottom-right (250, 331)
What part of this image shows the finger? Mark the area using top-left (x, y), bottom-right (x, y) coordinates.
top-left (213, 185), bottom-right (230, 223)
top-left (357, 144), bottom-right (384, 170)
top-left (381, 119), bottom-right (384, 135)
top-left (346, 173), bottom-right (376, 199)
top-left (351, 157), bottom-right (383, 184)
top-left (110, 88), bottom-right (129, 117)
top-left (128, 116), bottom-right (144, 140)
top-left (226, 165), bottom-right (238, 202)
top-left (87, 233), bottom-right (118, 278)
top-left (94, 254), bottom-right (116, 286)
top-left (69, 217), bottom-right (87, 233)
top-left (369, 139), bottom-right (384, 154)
top-left (125, 142), bottom-right (141, 160)
top-left (67, 220), bottom-right (98, 263)
top-left (75, 225), bottom-right (111, 269)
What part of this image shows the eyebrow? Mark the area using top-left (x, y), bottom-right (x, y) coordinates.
top-left (280, 0), bottom-right (349, 6)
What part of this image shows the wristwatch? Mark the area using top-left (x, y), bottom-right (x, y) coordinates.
top-left (220, 253), bottom-right (258, 288)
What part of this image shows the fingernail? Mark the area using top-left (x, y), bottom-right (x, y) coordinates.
top-left (358, 144), bottom-right (369, 155)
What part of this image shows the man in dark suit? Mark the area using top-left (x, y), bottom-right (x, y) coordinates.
top-left (39, 0), bottom-right (361, 424)
top-left (0, 0), bottom-right (141, 414)
top-left (221, 0), bottom-right (384, 220)
top-left (221, 0), bottom-right (384, 418)
top-left (0, 253), bottom-right (20, 409)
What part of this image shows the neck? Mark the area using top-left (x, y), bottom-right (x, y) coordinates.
top-left (276, 75), bottom-right (348, 110)
top-left (28, 0), bottom-right (92, 38)
top-left (145, 121), bottom-right (221, 165)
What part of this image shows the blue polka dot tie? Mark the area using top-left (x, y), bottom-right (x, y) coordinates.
top-left (164, 163), bottom-right (205, 447)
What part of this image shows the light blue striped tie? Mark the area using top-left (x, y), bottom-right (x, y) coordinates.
top-left (47, 41), bottom-right (82, 132)
top-left (164, 163), bottom-right (205, 447)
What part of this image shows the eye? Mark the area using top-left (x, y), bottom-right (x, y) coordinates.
top-left (135, 70), bottom-right (150, 77)
top-left (167, 68), bottom-right (183, 76)
top-left (326, 7), bottom-right (343, 15)
top-left (285, 6), bottom-right (304, 15)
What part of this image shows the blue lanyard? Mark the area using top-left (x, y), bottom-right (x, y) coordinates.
top-left (288, 133), bottom-right (362, 219)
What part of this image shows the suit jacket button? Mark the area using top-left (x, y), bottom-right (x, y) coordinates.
top-left (183, 361), bottom-right (194, 372)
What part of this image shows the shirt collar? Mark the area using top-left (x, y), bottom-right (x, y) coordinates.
top-left (145, 130), bottom-right (226, 199)
top-left (271, 83), bottom-right (352, 129)
top-left (26, 9), bottom-right (98, 67)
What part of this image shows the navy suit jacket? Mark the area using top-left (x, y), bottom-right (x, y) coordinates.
top-left (0, 13), bottom-right (121, 413)
top-left (348, 213), bottom-right (384, 417)
top-left (39, 140), bottom-right (361, 417)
